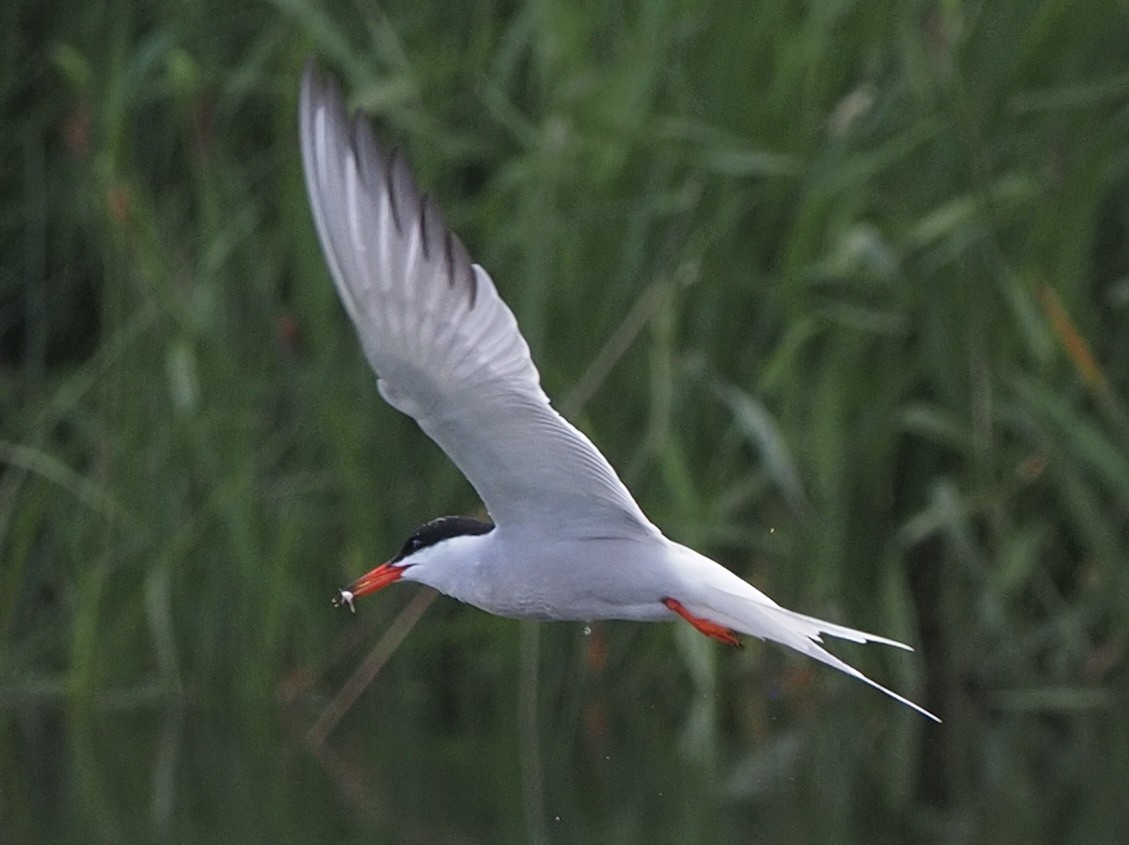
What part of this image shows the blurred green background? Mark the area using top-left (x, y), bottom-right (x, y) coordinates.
top-left (3, 0), bottom-right (1129, 842)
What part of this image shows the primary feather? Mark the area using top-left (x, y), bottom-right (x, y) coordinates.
top-left (300, 61), bottom-right (656, 536)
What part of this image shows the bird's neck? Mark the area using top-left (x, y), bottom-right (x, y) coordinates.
top-left (403, 531), bottom-right (494, 607)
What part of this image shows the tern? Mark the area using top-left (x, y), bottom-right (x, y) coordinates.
top-left (299, 60), bottom-right (939, 723)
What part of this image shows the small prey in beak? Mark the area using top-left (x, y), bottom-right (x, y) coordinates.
top-left (331, 561), bottom-right (408, 613)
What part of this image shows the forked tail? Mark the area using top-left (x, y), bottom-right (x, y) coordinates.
top-left (681, 579), bottom-right (941, 722)
top-left (755, 604), bottom-right (940, 722)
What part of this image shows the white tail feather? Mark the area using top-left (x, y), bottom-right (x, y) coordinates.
top-left (757, 607), bottom-right (942, 723)
top-left (682, 574), bottom-right (941, 723)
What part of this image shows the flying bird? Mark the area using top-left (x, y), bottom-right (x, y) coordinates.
top-left (298, 60), bottom-right (939, 722)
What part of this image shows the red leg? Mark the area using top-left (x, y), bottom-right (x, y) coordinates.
top-left (662, 597), bottom-right (742, 647)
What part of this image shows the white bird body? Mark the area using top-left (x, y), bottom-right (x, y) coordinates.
top-left (400, 530), bottom-right (670, 621)
top-left (299, 60), bottom-right (939, 722)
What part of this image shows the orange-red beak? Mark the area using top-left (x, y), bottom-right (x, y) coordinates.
top-left (332, 562), bottom-right (408, 613)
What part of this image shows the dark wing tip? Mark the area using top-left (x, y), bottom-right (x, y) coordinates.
top-left (386, 147), bottom-right (421, 237)
top-left (301, 55), bottom-right (320, 89)
top-left (419, 195), bottom-right (479, 307)
top-left (299, 59), bottom-right (480, 307)
top-left (299, 57), bottom-right (334, 124)
top-left (447, 230), bottom-right (477, 307)
top-left (299, 57), bottom-right (349, 163)
top-left (351, 110), bottom-right (393, 193)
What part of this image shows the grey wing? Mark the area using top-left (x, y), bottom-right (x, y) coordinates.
top-left (298, 61), bottom-right (657, 537)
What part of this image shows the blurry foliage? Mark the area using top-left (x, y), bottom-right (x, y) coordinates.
top-left (2, 0), bottom-right (1129, 842)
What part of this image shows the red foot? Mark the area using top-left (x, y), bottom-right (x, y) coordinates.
top-left (662, 597), bottom-right (742, 647)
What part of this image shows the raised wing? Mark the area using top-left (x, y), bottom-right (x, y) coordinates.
top-left (299, 61), bottom-right (657, 537)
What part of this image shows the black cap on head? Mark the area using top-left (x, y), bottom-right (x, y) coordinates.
top-left (393, 516), bottom-right (494, 562)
